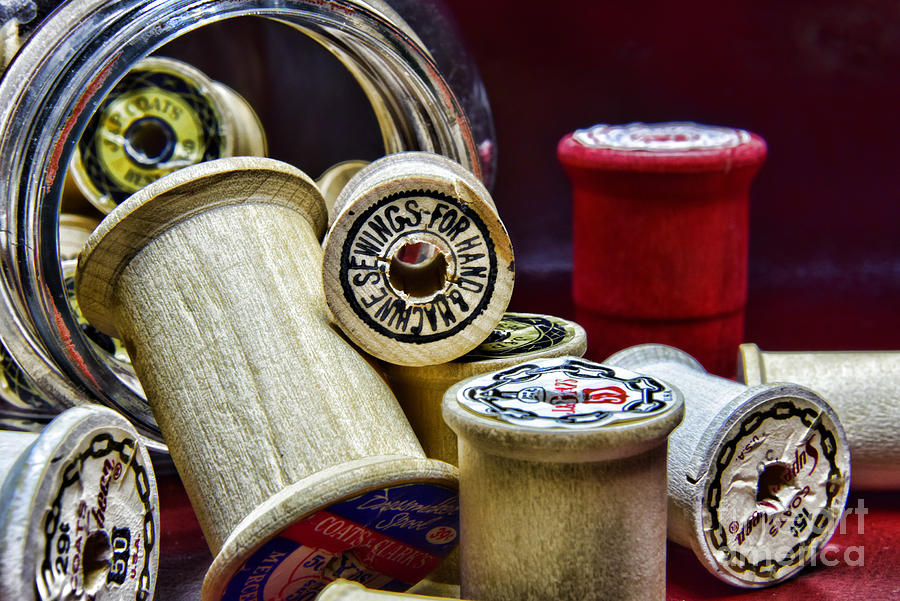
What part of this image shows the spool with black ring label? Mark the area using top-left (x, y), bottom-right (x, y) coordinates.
top-left (323, 152), bottom-right (515, 367)
top-left (69, 56), bottom-right (267, 214)
top-left (0, 404), bottom-right (159, 601)
top-left (605, 343), bottom-right (851, 588)
top-left (379, 313), bottom-right (585, 593)
top-left (443, 356), bottom-right (683, 601)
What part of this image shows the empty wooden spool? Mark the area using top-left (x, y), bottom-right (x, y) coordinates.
top-left (739, 344), bottom-right (900, 490)
top-left (606, 344), bottom-right (851, 587)
top-left (323, 152), bottom-right (515, 366)
top-left (75, 157), bottom-right (460, 601)
top-left (443, 356), bottom-right (684, 601)
top-left (383, 312), bottom-right (585, 594)
top-left (0, 404), bottom-right (158, 601)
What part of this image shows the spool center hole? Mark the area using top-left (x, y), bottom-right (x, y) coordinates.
top-left (82, 530), bottom-right (111, 592)
top-left (124, 117), bottom-right (176, 165)
top-left (756, 462), bottom-right (797, 511)
top-left (388, 241), bottom-right (448, 299)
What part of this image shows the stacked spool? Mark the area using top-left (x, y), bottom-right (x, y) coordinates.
top-left (323, 152), bottom-right (515, 367)
top-left (444, 355), bottom-right (684, 601)
top-left (75, 157), bottom-right (462, 600)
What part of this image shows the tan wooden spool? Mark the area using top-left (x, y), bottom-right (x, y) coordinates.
top-left (318, 160), bottom-right (370, 224)
top-left (0, 404), bottom-right (159, 601)
top-left (320, 578), bottom-right (458, 600)
top-left (382, 313), bottom-right (585, 595)
top-left (75, 157), bottom-right (460, 601)
top-left (323, 152), bottom-right (515, 367)
top-left (59, 214), bottom-right (101, 262)
top-left (739, 344), bottom-right (900, 490)
top-left (443, 356), bottom-right (684, 601)
top-left (605, 343), bottom-right (851, 588)
top-left (68, 56), bottom-right (267, 214)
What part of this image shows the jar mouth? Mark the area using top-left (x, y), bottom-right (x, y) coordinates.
top-left (0, 1), bottom-right (493, 445)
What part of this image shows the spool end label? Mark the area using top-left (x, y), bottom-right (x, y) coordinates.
top-left (337, 190), bottom-right (498, 343)
top-left (456, 357), bottom-right (676, 430)
top-left (457, 313), bottom-right (576, 362)
top-left (702, 399), bottom-right (848, 584)
top-left (221, 483), bottom-right (459, 601)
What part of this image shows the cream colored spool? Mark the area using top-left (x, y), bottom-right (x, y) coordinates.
top-left (75, 157), bottom-right (460, 601)
top-left (59, 214), bottom-right (101, 262)
top-left (323, 152), bottom-right (515, 367)
top-left (69, 56), bottom-right (267, 214)
top-left (0, 404), bottom-right (159, 601)
top-left (320, 579), bottom-right (457, 600)
top-left (443, 356), bottom-right (684, 601)
top-left (605, 343), bottom-right (851, 588)
top-left (739, 344), bottom-right (900, 490)
top-left (382, 312), bottom-right (584, 594)
top-left (383, 312), bottom-right (587, 467)
top-left (318, 160), bottom-right (370, 224)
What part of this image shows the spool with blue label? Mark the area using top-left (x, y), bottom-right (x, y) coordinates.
top-left (443, 356), bottom-right (683, 601)
top-left (606, 344), bottom-right (851, 587)
top-left (75, 157), bottom-right (460, 601)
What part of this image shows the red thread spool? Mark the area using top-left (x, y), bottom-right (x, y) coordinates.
top-left (558, 122), bottom-right (767, 376)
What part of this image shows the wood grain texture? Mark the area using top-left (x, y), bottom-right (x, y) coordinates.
top-left (323, 152), bottom-right (514, 366)
top-left (739, 344), bottom-right (900, 490)
top-left (0, 404), bottom-right (158, 601)
top-left (317, 160), bottom-right (369, 224)
top-left (606, 344), bottom-right (852, 588)
top-left (319, 578), bottom-right (457, 600)
top-left (75, 157), bottom-right (458, 600)
top-left (443, 356), bottom-right (683, 601)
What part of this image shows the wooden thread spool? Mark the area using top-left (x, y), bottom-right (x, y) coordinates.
top-left (323, 152), bottom-right (515, 366)
top-left (383, 312), bottom-right (585, 595)
top-left (317, 160), bottom-right (370, 224)
top-left (69, 56), bottom-right (267, 214)
top-left (75, 157), bottom-right (460, 601)
top-left (0, 404), bottom-right (159, 601)
top-left (59, 214), bottom-right (101, 262)
top-left (605, 344), bottom-right (851, 587)
top-left (558, 122), bottom-right (767, 376)
top-left (320, 579), bottom-right (457, 600)
top-left (739, 344), bottom-right (900, 490)
top-left (443, 356), bottom-right (684, 601)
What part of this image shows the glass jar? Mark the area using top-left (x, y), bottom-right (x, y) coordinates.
top-left (0, 0), bottom-right (496, 448)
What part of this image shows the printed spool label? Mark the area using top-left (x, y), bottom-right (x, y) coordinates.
top-left (573, 122), bottom-right (750, 151)
top-left (64, 264), bottom-right (131, 367)
top-left (222, 483), bottom-right (459, 601)
top-left (457, 313), bottom-right (576, 362)
top-left (457, 357), bottom-right (676, 430)
top-left (38, 430), bottom-right (156, 600)
top-left (339, 190), bottom-right (497, 343)
top-left (78, 67), bottom-right (222, 206)
top-left (703, 399), bottom-right (847, 583)
top-left (0, 343), bottom-right (55, 413)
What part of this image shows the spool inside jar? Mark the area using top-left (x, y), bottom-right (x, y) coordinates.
top-left (123, 116), bottom-right (177, 166)
top-left (388, 241), bottom-right (449, 299)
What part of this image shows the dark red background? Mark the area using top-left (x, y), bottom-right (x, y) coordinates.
top-left (130, 1), bottom-right (900, 598)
